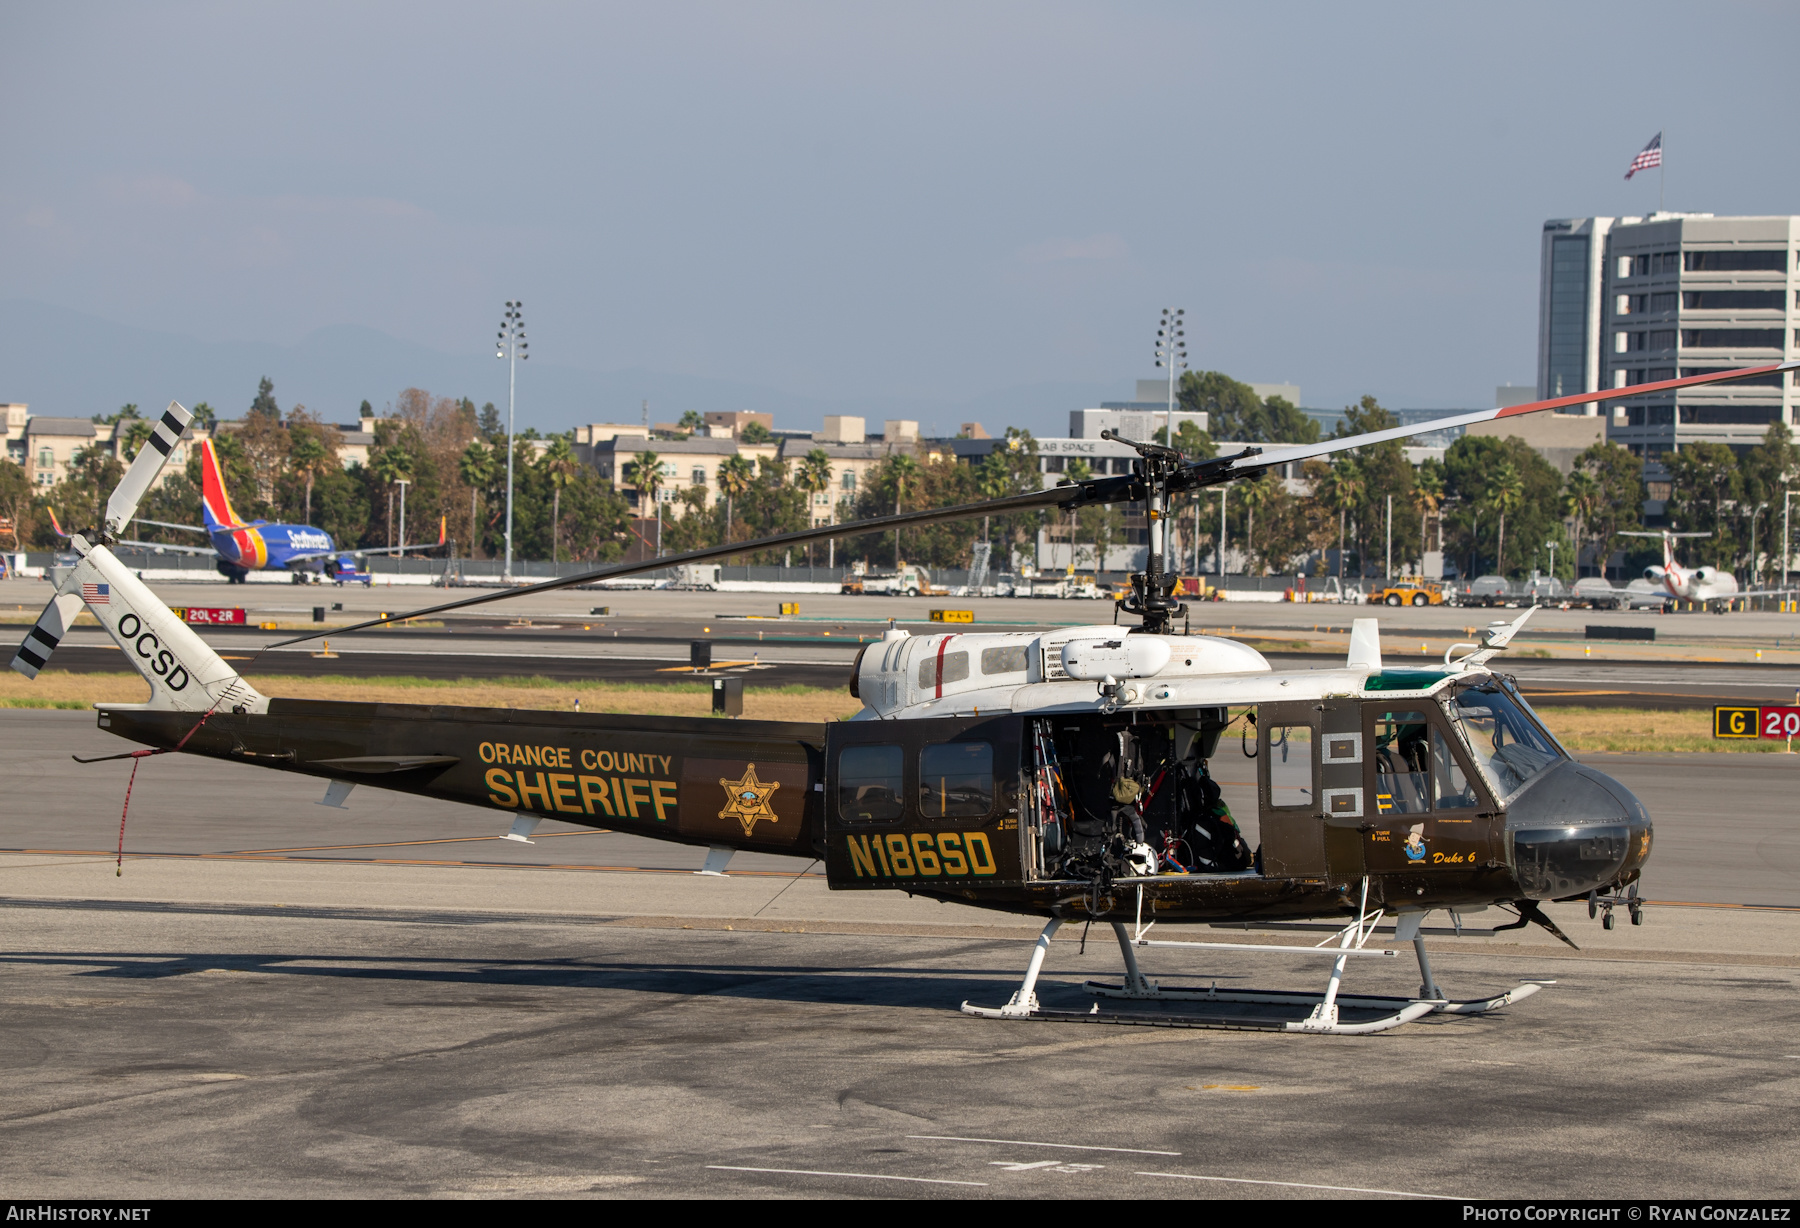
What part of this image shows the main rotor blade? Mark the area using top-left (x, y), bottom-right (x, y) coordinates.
top-left (263, 477), bottom-right (1134, 648)
top-left (104, 403), bottom-right (194, 536)
top-left (1192, 360), bottom-right (1800, 480)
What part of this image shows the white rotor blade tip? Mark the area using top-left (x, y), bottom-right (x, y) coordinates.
top-left (105, 401), bottom-right (194, 535)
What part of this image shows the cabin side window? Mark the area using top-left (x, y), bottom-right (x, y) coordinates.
top-left (1371, 708), bottom-right (1481, 814)
top-left (979, 645), bottom-right (1028, 676)
top-left (1370, 710), bottom-right (1430, 813)
top-left (919, 741), bottom-right (993, 819)
top-left (838, 743), bottom-right (904, 823)
top-left (1432, 728), bottom-right (1477, 809)
top-left (1266, 725), bottom-right (1315, 808)
top-left (916, 651), bottom-right (970, 689)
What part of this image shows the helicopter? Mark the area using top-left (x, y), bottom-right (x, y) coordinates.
top-left (13, 360), bottom-right (1792, 1035)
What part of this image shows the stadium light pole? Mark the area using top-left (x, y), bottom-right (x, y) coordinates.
top-left (1785, 487), bottom-right (1793, 593)
top-left (495, 301), bottom-right (529, 582)
top-left (1154, 308), bottom-right (1188, 446)
top-left (395, 479), bottom-right (410, 559)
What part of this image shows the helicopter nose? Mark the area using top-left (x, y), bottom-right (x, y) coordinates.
top-left (1506, 763), bottom-right (1653, 900)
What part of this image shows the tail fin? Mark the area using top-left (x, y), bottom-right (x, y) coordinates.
top-left (1662, 531), bottom-right (1676, 571)
top-left (46, 507), bottom-right (67, 538)
top-left (199, 439), bottom-right (245, 531)
top-left (11, 539), bottom-right (265, 712)
top-left (438, 514), bottom-right (447, 546)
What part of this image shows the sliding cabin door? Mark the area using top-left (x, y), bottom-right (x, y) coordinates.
top-left (1257, 702), bottom-right (1326, 878)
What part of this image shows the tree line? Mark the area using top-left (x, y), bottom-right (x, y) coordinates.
top-left (1, 370), bottom-right (1793, 583)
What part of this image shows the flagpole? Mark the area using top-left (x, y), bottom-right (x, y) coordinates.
top-left (1659, 133), bottom-right (1665, 213)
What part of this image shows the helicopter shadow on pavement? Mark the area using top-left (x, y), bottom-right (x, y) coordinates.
top-left (1, 944), bottom-right (1440, 1030)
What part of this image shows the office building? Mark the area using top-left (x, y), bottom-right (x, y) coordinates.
top-left (1538, 213), bottom-right (1798, 454)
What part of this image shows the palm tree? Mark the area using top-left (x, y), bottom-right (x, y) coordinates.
top-left (1561, 470), bottom-right (1600, 577)
top-left (289, 431), bottom-right (329, 526)
top-left (541, 437), bottom-right (581, 564)
top-left (1486, 461), bottom-right (1526, 578)
top-left (116, 417), bottom-right (155, 463)
top-left (458, 441), bottom-right (495, 558)
top-left (715, 454), bottom-right (754, 544)
top-left (1412, 463), bottom-right (1444, 567)
top-left (621, 446), bottom-right (664, 559)
top-left (794, 448), bottom-right (834, 565)
top-left (371, 444), bottom-right (415, 550)
top-left (885, 453), bottom-right (922, 563)
top-left (1321, 458), bottom-right (1364, 581)
top-left (976, 448), bottom-right (1013, 563)
top-left (1237, 475), bottom-right (1277, 575)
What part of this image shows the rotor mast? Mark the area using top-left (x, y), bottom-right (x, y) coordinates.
top-left (1103, 429), bottom-right (1188, 634)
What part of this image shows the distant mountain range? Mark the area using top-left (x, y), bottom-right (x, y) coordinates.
top-left (0, 299), bottom-right (1112, 439)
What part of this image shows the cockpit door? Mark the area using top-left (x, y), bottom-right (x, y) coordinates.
top-left (1362, 700), bottom-right (1497, 873)
top-left (1257, 702), bottom-right (1326, 878)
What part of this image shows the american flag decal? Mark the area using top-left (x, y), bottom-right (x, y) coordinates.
top-left (81, 582), bottom-right (109, 605)
top-left (1624, 132), bottom-right (1662, 180)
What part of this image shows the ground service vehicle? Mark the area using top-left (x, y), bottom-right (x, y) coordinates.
top-left (18, 357), bottom-right (1791, 1035)
top-left (844, 562), bottom-right (945, 597)
top-left (1369, 578), bottom-right (1444, 607)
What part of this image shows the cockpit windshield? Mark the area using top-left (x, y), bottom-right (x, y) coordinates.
top-left (1450, 683), bottom-right (1563, 797)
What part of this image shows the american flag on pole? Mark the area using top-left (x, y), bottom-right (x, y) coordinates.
top-left (81, 582), bottom-right (109, 605)
top-left (1625, 132), bottom-right (1662, 180)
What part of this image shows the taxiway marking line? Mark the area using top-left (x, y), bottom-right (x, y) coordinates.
top-left (708, 1165), bottom-right (985, 1187)
top-left (910, 1135), bottom-right (1179, 1156)
top-left (1136, 1170), bottom-right (1456, 1199)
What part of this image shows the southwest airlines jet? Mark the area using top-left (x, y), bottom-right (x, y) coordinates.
top-left (120, 438), bottom-right (430, 584)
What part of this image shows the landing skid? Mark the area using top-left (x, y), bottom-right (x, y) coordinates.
top-left (961, 881), bottom-right (1553, 1036)
top-left (1081, 979), bottom-right (1548, 1017)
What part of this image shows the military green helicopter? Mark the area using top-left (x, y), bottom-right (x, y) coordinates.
top-left (17, 361), bottom-right (1789, 1034)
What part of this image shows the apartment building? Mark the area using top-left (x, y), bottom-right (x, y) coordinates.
top-left (1538, 213), bottom-right (1799, 454)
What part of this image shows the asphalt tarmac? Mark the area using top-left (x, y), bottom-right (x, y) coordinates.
top-left (2, 897), bottom-right (1796, 1200)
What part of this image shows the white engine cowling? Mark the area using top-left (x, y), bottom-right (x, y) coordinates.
top-left (1061, 636), bottom-right (1172, 681)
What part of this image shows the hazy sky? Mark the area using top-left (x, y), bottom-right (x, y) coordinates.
top-left (4, 1), bottom-right (1797, 425)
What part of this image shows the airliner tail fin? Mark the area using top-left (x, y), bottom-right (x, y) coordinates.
top-left (199, 439), bottom-right (245, 531)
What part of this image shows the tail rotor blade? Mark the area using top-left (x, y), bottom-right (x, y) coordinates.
top-left (10, 593), bottom-right (83, 679)
top-left (104, 401), bottom-right (194, 537)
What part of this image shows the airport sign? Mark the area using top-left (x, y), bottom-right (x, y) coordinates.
top-left (1713, 705), bottom-right (1800, 739)
top-left (170, 607), bottom-right (246, 626)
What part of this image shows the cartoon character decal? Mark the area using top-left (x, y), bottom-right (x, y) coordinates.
top-left (1403, 824), bottom-right (1427, 862)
